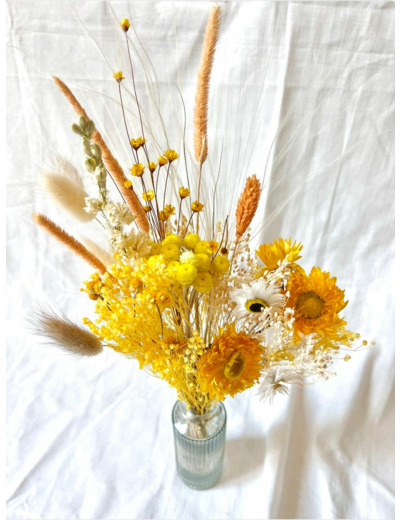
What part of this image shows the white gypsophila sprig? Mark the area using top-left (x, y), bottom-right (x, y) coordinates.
top-left (258, 366), bottom-right (305, 402)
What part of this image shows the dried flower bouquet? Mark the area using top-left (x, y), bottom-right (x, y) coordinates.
top-left (33, 7), bottom-right (368, 415)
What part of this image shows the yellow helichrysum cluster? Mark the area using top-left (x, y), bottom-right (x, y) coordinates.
top-left (82, 258), bottom-right (213, 413)
top-left (155, 233), bottom-right (230, 293)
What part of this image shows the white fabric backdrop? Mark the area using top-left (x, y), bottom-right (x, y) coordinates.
top-left (7, 1), bottom-right (394, 519)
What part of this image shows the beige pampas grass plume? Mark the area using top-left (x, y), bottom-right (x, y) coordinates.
top-left (32, 213), bottom-right (107, 274)
top-left (194, 5), bottom-right (221, 165)
top-left (81, 237), bottom-right (115, 268)
top-left (235, 175), bottom-right (261, 239)
top-left (40, 157), bottom-right (93, 222)
top-left (35, 310), bottom-right (103, 356)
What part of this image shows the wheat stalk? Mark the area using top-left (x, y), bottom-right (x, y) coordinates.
top-left (194, 5), bottom-right (221, 165)
top-left (32, 213), bottom-right (107, 274)
top-left (34, 309), bottom-right (103, 356)
top-left (235, 175), bottom-right (261, 239)
top-left (52, 76), bottom-right (149, 233)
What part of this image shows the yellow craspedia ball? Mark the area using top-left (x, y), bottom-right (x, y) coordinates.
top-left (183, 233), bottom-right (200, 250)
top-left (210, 255), bottom-right (230, 274)
top-left (193, 253), bottom-right (211, 272)
top-left (175, 263), bottom-right (198, 285)
top-left (194, 240), bottom-right (212, 256)
top-left (193, 272), bottom-right (213, 293)
top-left (163, 234), bottom-right (183, 248)
top-left (161, 243), bottom-right (181, 261)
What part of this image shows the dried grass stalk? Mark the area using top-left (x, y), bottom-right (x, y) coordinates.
top-left (235, 175), bottom-right (261, 239)
top-left (32, 213), bottom-right (107, 274)
top-left (35, 310), bottom-right (103, 356)
top-left (194, 5), bottom-right (221, 164)
top-left (52, 76), bottom-right (149, 233)
top-left (40, 157), bottom-right (93, 222)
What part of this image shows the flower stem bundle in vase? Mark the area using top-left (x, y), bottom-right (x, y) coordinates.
top-left (32, 6), bottom-right (369, 490)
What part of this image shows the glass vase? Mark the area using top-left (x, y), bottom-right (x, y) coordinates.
top-left (172, 400), bottom-right (227, 490)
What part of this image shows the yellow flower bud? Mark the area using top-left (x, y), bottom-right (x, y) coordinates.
top-left (193, 254), bottom-right (211, 272)
top-left (130, 137), bottom-right (146, 150)
top-left (178, 187), bottom-right (190, 199)
top-left (183, 233), bottom-right (200, 250)
top-left (163, 149), bottom-right (179, 162)
top-left (120, 18), bottom-right (130, 32)
top-left (142, 190), bottom-right (155, 201)
top-left (210, 255), bottom-right (230, 275)
top-left (162, 234), bottom-right (183, 247)
top-left (194, 240), bottom-right (212, 256)
top-left (161, 243), bottom-right (181, 261)
top-left (130, 163), bottom-right (145, 177)
top-left (175, 263), bottom-right (198, 285)
top-left (148, 162), bottom-right (157, 172)
top-left (113, 71), bottom-right (125, 82)
top-left (191, 201), bottom-right (204, 212)
top-left (193, 272), bottom-right (213, 293)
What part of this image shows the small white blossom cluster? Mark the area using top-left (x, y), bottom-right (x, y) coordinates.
top-left (109, 224), bottom-right (150, 263)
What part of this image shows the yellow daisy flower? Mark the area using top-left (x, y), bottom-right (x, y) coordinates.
top-left (158, 156), bottom-right (168, 166)
top-left (130, 163), bottom-right (145, 177)
top-left (163, 149), bottom-right (179, 162)
top-left (148, 162), bottom-right (157, 173)
top-left (113, 71), bottom-right (125, 82)
top-left (142, 190), bottom-right (155, 201)
top-left (256, 238), bottom-right (302, 271)
top-left (286, 266), bottom-right (348, 341)
top-left (191, 201), bottom-right (204, 213)
top-left (178, 187), bottom-right (190, 199)
top-left (197, 324), bottom-right (263, 401)
top-left (130, 137), bottom-right (146, 150)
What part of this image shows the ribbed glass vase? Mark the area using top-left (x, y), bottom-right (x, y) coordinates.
top-left (172, 400), bottom-right (227, 490)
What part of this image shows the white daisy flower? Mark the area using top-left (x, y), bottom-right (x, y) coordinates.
top-left (258, 367), bottom-right (304, 402)
top-left (230, 280), bottom-right (285, 320)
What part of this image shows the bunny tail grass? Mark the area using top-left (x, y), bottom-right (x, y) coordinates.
top-left (40, 157), bottom-right (94, 223)
top-left (52, 76), bottom-right (149, 233)
top-left (32, 213), bottom-right (107, 274)
top-left (194, 5), bottom-right (221, 165)
top-left (235, 175), bottom-right (261, 239)
top-left (35, 310), bottom-right (103, 356)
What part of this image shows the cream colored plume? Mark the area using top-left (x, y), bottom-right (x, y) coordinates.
top-left (40, 157), bottom-right (93, 222)
top-left (81, 237), bottom-right (116, 268)
top-left (35, 310), bottom-right (103, 356)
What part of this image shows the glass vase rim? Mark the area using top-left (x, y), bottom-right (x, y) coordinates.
top-left (172, 400), bottom-right (227, 442)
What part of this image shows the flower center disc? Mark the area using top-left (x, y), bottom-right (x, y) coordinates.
top-left (296, 290), bottom-right (325, 319)
top-left (245, 298), bottom-right (268, 313)
top-left (223, 351), bottom-right (246, 379)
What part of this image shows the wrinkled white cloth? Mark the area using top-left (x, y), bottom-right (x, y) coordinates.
top-left (6, 1), bottom-right (394, 519)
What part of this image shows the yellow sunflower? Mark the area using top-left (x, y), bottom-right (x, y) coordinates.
top-left (256, 238), bottom-right (302, 271)
top-left (196, 324), bottom-right (263, 400)
top-left (286, 266), bottom-right (348, 341)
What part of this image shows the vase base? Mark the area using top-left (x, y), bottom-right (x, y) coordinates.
top-left (177, 466), bottom-right (223, 490)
